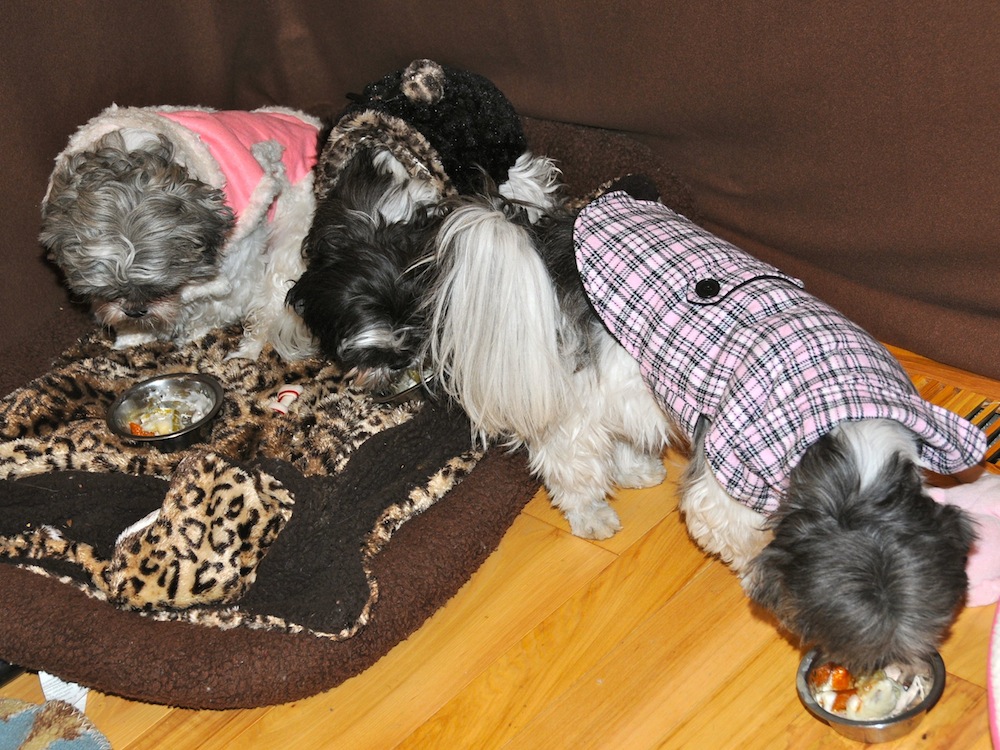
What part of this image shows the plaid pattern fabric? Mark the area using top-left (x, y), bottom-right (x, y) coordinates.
top-left (575, 192), bottom-right (987, 514)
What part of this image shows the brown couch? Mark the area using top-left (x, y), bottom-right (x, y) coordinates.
top-left (3, 1), bottom-right (999, 389)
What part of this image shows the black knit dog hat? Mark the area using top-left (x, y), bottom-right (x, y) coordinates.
top-left (314, 59), bottom-right (528, 201)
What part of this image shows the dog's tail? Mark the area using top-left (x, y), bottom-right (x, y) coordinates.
top-left (498, 152), bottom-right (563, 222)
top-left (424, 195), bottom-right (567, 444)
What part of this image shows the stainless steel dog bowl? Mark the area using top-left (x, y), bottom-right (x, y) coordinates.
top-left (107, 372), bottom-right (223, 451)
top-left (796, 647), bottom-right (946, 743)
top-left (373, 369), bottom-right (433, 405)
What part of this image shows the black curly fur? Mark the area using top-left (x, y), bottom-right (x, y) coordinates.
top-left (339, 59), bottom-right (527, 195)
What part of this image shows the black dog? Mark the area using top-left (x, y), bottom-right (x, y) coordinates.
top-left (286, 151), bottom-right (440, 390)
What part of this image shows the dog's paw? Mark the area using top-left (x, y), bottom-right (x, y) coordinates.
top-left (566, 503), bottom-right (622, 540)
top-left (226, 338), bottom-right (264, 361)
top-left (615, 454), bottom-right (667, 489)
top-left (112, 332), bottom-right (157, 349)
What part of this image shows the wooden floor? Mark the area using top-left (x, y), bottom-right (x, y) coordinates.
top-left (2, 347), bottom-right (998, 749)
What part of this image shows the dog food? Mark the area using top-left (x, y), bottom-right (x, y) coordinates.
top-left (128, 399), bottom-right (210, 437)
top-left (808, 661), bottom-right (933, 721)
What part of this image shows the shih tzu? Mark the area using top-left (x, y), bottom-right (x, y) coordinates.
top-left (40, 104), bottom-right (322, 360)
top-left (285, 59), bottom-right (561, 393)
top-left (422, 175), bottom-right (986, 673)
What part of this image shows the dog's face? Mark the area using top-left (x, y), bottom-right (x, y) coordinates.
top-left (40, 132), bottom-right (233, 336)
top-left (286, 150), bottom-right (441, 391)
top-left (745, 434), bottom-right (975, 673)
top-left (287, 205), bottom-right (438, 390)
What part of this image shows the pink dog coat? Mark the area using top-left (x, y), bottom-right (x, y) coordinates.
top-left (574, 191), bottom-right (986, 514)
top-left (160, 110), bottom-right (318, 220)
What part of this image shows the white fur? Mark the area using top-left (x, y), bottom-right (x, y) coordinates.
top-left (425, 196), bottom-right (929, 555)
top-left (370, 149), bottom-right (444, 223)
top-left (680, 418), bottom-right (922, 575)
top-left (428, 203), bottom-right (566, 439)
top-left (833, 419), bottom-right (920, 490)
top-left (497, 152), bottom-right (564, 220)
top-left (679, 451), bottom-right (773, 573)
top-left (422, 192), bottom-right (975, 673)
top-left (426, 201), bottom-right (673, 539)
top-left (231, 169), bottom-right (317, 360)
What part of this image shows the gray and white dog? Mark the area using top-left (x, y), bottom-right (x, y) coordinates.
top-left (41, 105), bottom-right (322, 360)
top-left (422, 176), bottom-right (986, 672)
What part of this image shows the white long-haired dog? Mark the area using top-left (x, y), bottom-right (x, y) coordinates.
top-left (423, 177), bottom-right (986, 672)
top-left (41, 105), bottom-right (321, 360)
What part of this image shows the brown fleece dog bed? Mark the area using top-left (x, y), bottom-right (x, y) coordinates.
top-left (0, 123), bottom-right (694, 709)
top-left (0, 327), bottom-right (539, 708)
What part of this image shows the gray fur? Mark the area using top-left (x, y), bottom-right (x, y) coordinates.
top-left (745, 427), bottom-right (974, 672)
top-left (41, 132), bottom-right (232, 313)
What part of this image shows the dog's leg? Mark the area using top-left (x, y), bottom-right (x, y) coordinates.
top-left (529, 418), bottom-right (624, 540)
top-left (613, 441), bottom-right (668, 489)
top-left (232, 177), bottom-right (318, 362)
top-left (112, 331), bottom-right (159, 349)
top-left (679, 438), bottom-right (770, 573)
top-left (604, 343), bottom-right (673, 490)
top-left (533, 347), bottom-right (672, 539)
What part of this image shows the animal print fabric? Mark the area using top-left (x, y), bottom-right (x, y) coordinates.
top-left (0, 327), bottom-right (481, 640)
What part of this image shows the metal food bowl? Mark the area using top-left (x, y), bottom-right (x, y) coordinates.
top-left (373, 369), bottom-right (433, 405)
top-left (796, 647), bottom-right (946, 744)
top-left (106, 372), bottom-right (224, 451)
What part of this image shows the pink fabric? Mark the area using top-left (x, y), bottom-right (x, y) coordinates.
top-left (929, 474), bottom-right (1000, 607)
top-left (160, 110), bottom-right (318, 219)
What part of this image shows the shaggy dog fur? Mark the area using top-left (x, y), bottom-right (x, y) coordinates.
top-left (41, 105), bottom-right (322, 360)
top-left (286, 59), bottom-right (561, 393)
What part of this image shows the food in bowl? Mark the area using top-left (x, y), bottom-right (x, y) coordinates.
top-left (807, 659), bottom-right (933, 722)
top-left (128, 402), bottom-right (211, 437)
top-left (797, 648), bottom-right (945, 743)
top-left (107, 373), bottom-right (223, 448)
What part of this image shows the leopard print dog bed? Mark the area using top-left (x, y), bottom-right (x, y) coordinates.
top-left (0, 327), bottom-right (539, 707)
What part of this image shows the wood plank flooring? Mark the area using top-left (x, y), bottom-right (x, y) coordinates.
top-left (2, 348), bottom-right (998, 749)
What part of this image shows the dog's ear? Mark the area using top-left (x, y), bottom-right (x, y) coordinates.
top-left (928, 495), bottom-right (978, 558)
top-left (743, 543), bottom-right (794, 618)
top-left (180, 186), bottom-right (234, 259)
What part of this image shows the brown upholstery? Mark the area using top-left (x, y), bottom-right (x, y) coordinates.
top-left (4, 2), bottom-right (999, 385)
top-left (2, 0), bottom-right (998, 708)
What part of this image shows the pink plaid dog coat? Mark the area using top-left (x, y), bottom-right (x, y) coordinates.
top-left (574, 191), bottom-right (986, 514)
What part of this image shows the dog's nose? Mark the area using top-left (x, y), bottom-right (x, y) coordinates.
top-left (122, 307), bottom-right (149, 319)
